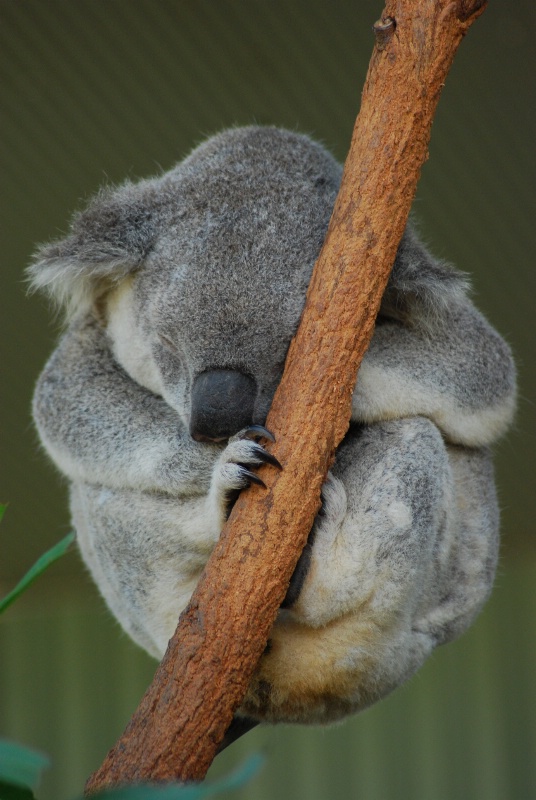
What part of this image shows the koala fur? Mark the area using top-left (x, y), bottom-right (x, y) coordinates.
top-left (29, 126), bottom-right (516, 725)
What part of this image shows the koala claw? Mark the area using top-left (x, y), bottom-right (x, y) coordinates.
top-left (229, 426), bottom-right (283, 471)
top-left (238, 467), bottom-right (267, 489)
top-left (239, 424), bottom-right (276, 443)
top-left (250, 446), bottom-right (283, 471)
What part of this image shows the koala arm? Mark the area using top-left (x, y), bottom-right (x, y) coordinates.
top-left (32, 315), bottom-right (217, 496)
top-left (353, 300), bottom-right (516, 446)
top-left (70, 481), bottom-right (218, 658)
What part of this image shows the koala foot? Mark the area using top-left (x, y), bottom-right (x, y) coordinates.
top-left (280, 484), bottom-right (332, 609)
top-left (281, 526), bottom-right (316, 609)
top-left (282, 473), bottom-right (345, 609)
top-left (209, 425), bottom-right (282, 523)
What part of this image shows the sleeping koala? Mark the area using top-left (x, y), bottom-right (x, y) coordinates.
top-left (29, 126), bottom-right (516, 725)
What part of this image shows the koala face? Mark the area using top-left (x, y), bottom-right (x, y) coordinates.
top-left (98, 127), bottom-right (342, 440)
top-left (104, 234), bottom-right (307, 440)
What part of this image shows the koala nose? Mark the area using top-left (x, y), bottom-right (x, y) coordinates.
top-left (190, 369), bottom-right (257, 442)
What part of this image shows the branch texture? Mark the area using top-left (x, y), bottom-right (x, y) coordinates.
top-left (86, 0), bottom-right (487, 792)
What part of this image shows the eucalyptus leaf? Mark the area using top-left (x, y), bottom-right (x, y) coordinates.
top-left (0, 740), bottom-right (49, 793)
top-left (0, 532), bottom-right (76, 615)
top-left (87, 753), bottom-right (264, 799)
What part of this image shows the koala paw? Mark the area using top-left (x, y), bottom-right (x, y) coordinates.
top-left (209, 425), bottom-right (282, 523)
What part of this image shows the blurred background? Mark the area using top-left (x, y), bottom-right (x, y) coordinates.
top-left (1, 2), bottom-right (535, 798)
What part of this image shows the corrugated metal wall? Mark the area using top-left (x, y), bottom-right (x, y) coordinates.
top-left (2, 564), bottom-right (535, 800)
top-left (1, 1), bottom-right (535, 798)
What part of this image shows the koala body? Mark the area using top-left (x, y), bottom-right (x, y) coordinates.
top-left (30, 127), bottom-right (516, 724)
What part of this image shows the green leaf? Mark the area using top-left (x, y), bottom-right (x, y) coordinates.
top-left (0, 740), bottom-right (49, 793)
top-left (0, 780), bottom-right (36, 799)
top-left (0, 504), bottom-right (7, 524)
top-left (0, 532), bottom-right (76, 615)
top-left (87, 753), bottom-right (264, 799)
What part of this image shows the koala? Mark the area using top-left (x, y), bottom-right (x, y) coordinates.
top-left (29, 126), bottom-right (516, 726)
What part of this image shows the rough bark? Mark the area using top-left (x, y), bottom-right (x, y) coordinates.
top-left (86, 0), bottom-right (487, 793)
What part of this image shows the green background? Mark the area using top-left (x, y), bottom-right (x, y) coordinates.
top-left (1, 2), bottom-right (535, 799)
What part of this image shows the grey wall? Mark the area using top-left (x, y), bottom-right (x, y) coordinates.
top-left (1, 2), bottom-right (535, 798)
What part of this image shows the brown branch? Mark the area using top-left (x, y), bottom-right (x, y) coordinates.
top-left (85, 0), bottom-right (486, 793)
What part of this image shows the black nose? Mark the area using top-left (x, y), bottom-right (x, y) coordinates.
top-left (190, 369), bottom-right (257, 442)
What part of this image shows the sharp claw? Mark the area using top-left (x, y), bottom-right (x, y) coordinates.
top-left (254, 448), bottom-right (283, 470)
top-left (242, 425), bottom-right (276, 443)
top-left (240, 468), bottom-right (267, 489)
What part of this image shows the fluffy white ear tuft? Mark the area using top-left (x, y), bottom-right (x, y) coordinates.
top-left (28, 242), bottom-right (138, 320)
top-left (27, 181), bottom-right (159, 319)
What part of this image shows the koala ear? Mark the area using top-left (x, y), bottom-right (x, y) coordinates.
top-left (382, 222), bottom-right (471, 329)
top-left (27, 180), bottom-right (159, 319)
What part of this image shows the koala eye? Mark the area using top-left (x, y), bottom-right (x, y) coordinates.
top-left (158, 333), bottom-right (179, 353)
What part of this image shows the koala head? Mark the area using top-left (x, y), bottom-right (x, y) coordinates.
top-left (29, 127), bottom-right (342, 439)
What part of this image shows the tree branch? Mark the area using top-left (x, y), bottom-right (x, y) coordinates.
top-left (85, 0), bottom-right (487, 792)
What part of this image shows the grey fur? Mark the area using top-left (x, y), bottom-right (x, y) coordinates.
top-left (29, 126), bottom-right (516, 724)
